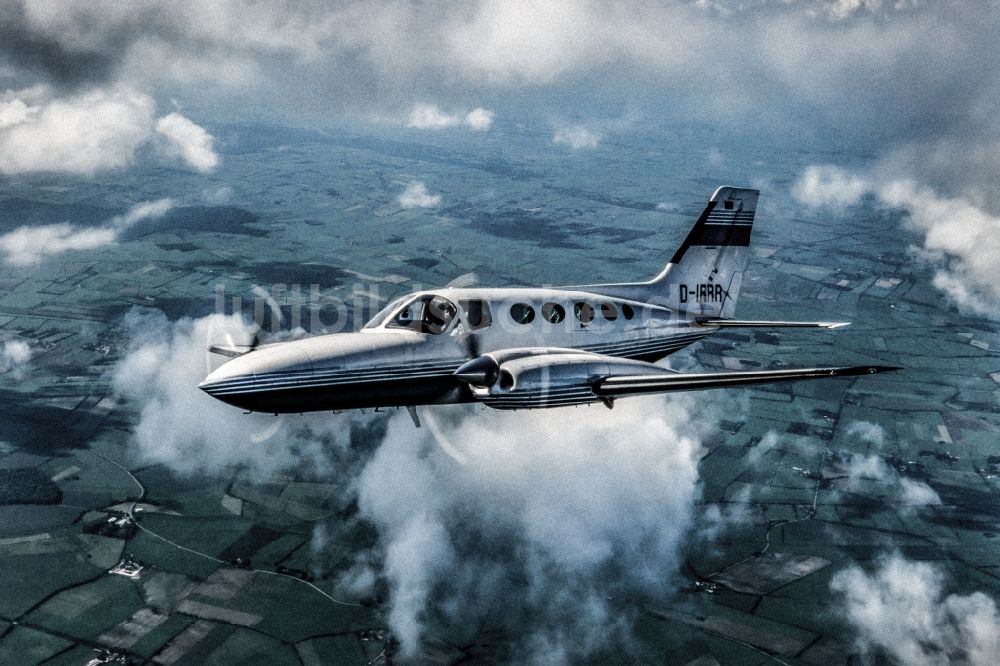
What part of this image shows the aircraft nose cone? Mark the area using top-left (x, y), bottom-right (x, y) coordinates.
top-left (199, 357), bottom-right (257, 396)
top-left (453, 356), bottom-right (499, 387)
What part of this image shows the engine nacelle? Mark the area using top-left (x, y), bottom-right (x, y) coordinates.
top-left (454, 348), bottom-right (670, 409)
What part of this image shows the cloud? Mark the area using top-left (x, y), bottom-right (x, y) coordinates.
top-left (0, 339), bottom-right (33, 379)
top-left (0, 198), bottom-right (172, 266)
top-left (155, 111), bottom-right (219, 172)
top-left (831, 553), bottom-right (1000, 665)
top-left (0, 87), bottom-right (218, 175)
top-left (463, 106), bottom-right (494, 130)
top-left (0, 87), bottom-right (154, 175)
top-left (407, 103), bottom-right (460, 129)
top-left (110, 308), bottom-right (367, 478)
top-left (0, 1), bottom-right (120, 88)
top-left (397, 181), bottom-right (441, 208)
top-left (791, 165), bottom-right (869, 208)
top-left (406, 103), bottom-right (494, 130)
top-left (553, 124), bottom-right (601, 149)
top-left (353, 397), bottom-right (707, 660)
top-left (2, 0), bottom-right (998, 198)
top-left (835, 421), bottom-right (941, 510)
top-left (793, 166), bottom-right (1000, 318)
top-left (898, 477), bottom-right (943, 508)
top-left (845, 420), bottom-right (886, 447)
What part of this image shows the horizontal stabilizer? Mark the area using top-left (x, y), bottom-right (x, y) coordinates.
top-left (594, 365), bottom-right (900, 397)
top-left (697, 319), bottom-right (850, 329)
top-left (207, 345), bottom-right (253, 358)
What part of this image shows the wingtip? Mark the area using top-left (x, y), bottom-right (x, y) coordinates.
top-left (826, 322), bottom-right (851, 329)
top-left (833, 365), bottom-right (903, 377)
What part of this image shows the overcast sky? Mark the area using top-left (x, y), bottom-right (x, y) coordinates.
top-left (2, 0), bottom-right (999, 195)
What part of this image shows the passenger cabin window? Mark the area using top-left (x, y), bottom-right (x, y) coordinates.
top-left (600, 303), bottom-right (618, 321)
top-left (621, 303), bottom-right (635, 320)
top-left (387, 295), bottom-right (458, 335)
top-left (459, 299), bottom-right (493, 330)
top-left (542, 302), bottom-right (565, 323)
top-left (574, 302), bottom-right (595, 324)
top-left (510, 303), bottom-right (535, 324)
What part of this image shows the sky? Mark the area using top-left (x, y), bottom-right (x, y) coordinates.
top-left (2, 0), bottom-right (999, 318)
top-left (2, 0), bottom-right (1000, 187)
top-left (3, 1), bottom-right (1000, 662)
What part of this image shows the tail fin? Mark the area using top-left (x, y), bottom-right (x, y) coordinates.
top-left (585, 186), bottom-right (758, 319)
top-left (655, 186), bottom-right (757, 318)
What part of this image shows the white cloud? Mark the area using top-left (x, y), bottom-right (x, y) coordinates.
top-left (832, 553), bottom-right (1000, 665)
top-left (155, 112), bottom-right (219, 173)
top-left (201, 185), bottom-right (234, 204)
top-left (0, 199), bottom-right (172, 266)
top-left (841, 453), bottom-right (894, 490)
top-left (898, 477), bottom-right (943, 508)
top-left (355, 397), bottom-right (706, 659)
top-left (836, 420), bottom-right (941, 509)
top-left (791, 165), bottom-right (869, 208)
top-left (845, 420), bottom-right (886, 447)
top-left (397, 181), bottom-right (441, 208)
top-left (0, 87), bottom-right (219, 176)
top-left (111, 308), bottom-right (367, 477)
top-left (880, 180), bottom-right (1000, 318)
top-left (837, 456), bottom-right (940, 512)
top-left (553, 124), bottom-right (601, 150)
top-left (407, 103), bottom-right (460, 129)
top-left (463, 106), bottom-right (494, 130)
top-left (0, 340), bottom-right (33, 379)
top-left (0, 225), bottom-right (118, 267)
top-left (406, 103), bottom-right (494, 131)
top-left (794, 166), bottom-right (1000, 318)
top-left (0, 88), bottom-right (154, 175)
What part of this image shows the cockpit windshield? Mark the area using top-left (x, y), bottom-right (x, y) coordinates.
top-left (386, 295), bottom-right (458, 335)
top-left (363, 297), bottom-right (407, 329)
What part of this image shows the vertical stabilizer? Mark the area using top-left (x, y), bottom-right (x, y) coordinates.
top-left (585, 186), bottom-right (758, 318)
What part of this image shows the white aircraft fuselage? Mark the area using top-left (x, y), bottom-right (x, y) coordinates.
top-left (200, 187), bottom-right (897, 413)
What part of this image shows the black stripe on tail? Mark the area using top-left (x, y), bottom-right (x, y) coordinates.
top-left (669, 199), bottom-right (754, 264)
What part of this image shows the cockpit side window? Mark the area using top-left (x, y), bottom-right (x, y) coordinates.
top-left (459, 299), bottom-right (493, 330)
top-left (386, 295), bottom-right (458, 335)
top-left (387, 298), bottom-right (424, 332)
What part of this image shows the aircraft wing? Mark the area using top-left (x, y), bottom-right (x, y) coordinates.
top-left (594, 365), bottom-right (900, 398)
top-left (454, 348), bottom-right (900, 410)
top-left (696, 319), bottom-right (850, 329)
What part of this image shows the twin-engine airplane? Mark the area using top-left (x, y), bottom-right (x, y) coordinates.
top-left (200, 187), bottom-right (898, 415)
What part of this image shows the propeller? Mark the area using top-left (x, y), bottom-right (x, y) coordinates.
top-left (206, 325), bottom-right (262, 358)
top-left (453, 325), bottom-right (500, 387)
top-left (453, 354), bottom-right (499, 387)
